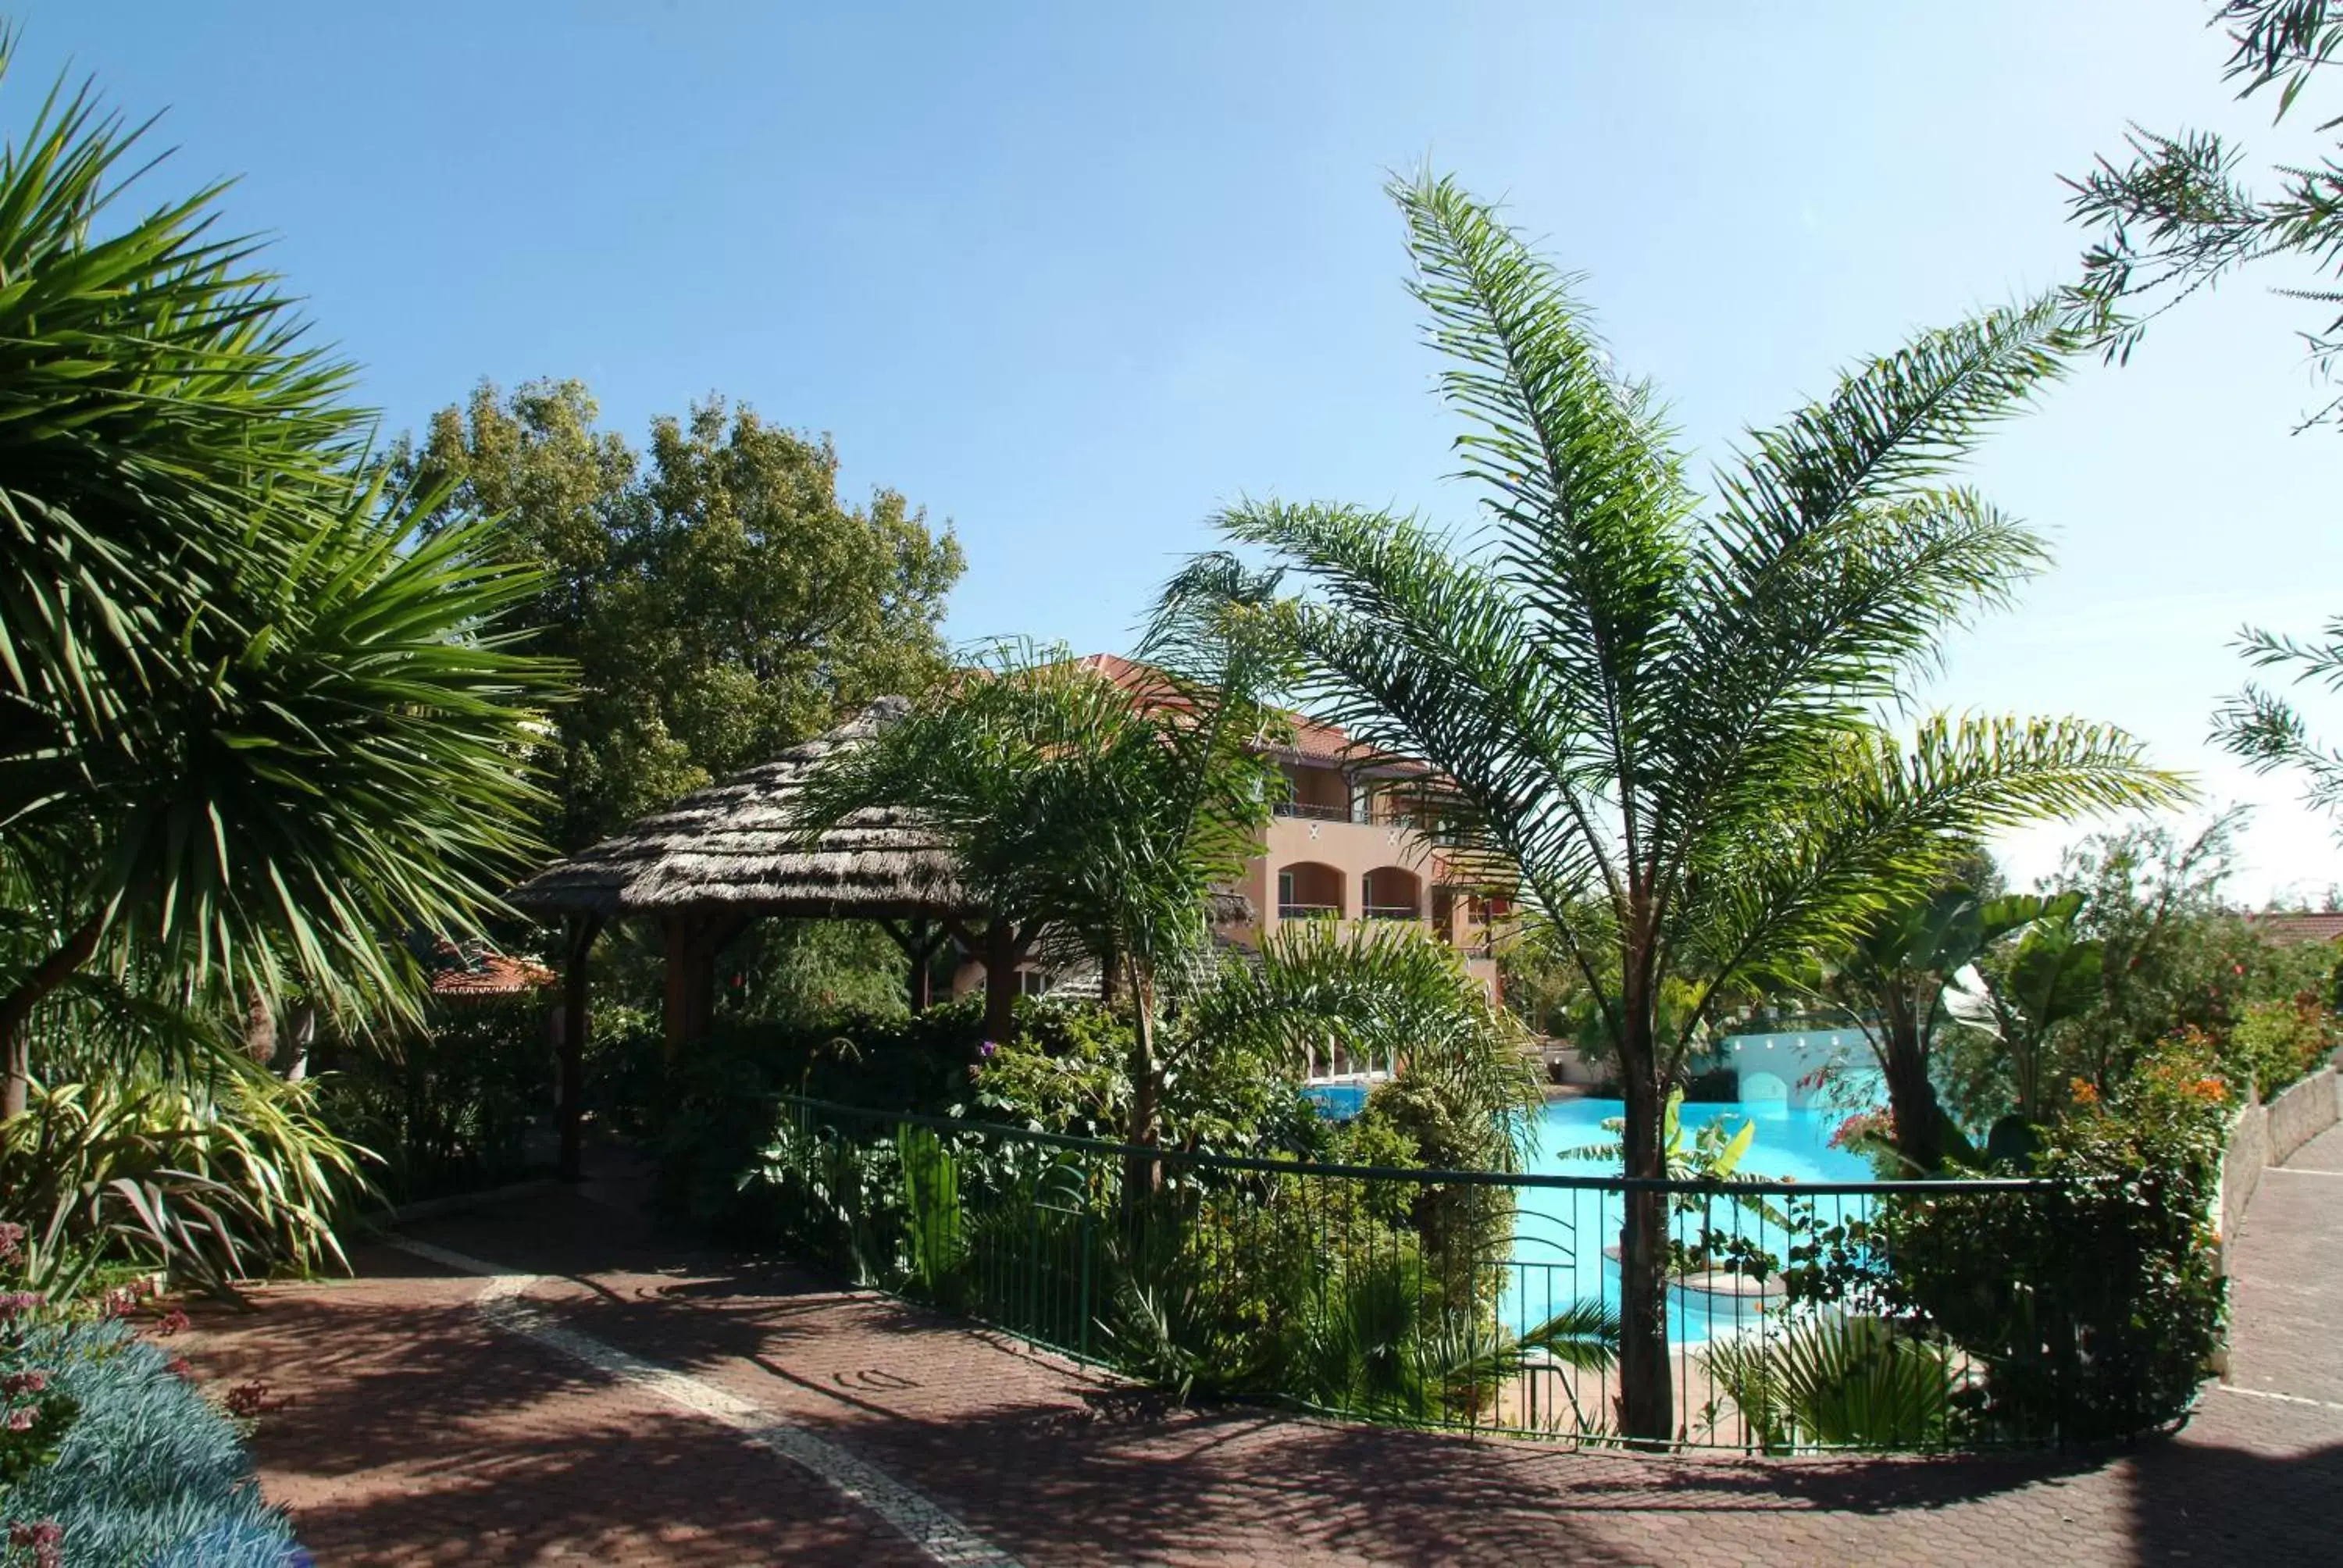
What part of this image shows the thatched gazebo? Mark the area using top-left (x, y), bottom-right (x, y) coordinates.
top-left (509, 697), bottom-right (1001, 1178)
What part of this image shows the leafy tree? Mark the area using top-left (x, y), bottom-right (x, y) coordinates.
top-left (2064, 2), bottom-right (2343, 829)
top-left (2067, 1), bottom-right (2343, 430)
top-left (0, 48), bottom-right (563, 1117)
top-left (796, 579), bottom-right (1288, 1165)
top-left (1210, 173), bottom-right (2187, 1442)
top-left (2046, 812), bottom-right (2333, 1087)
top-left (400, 380), bottom-right (966, 849)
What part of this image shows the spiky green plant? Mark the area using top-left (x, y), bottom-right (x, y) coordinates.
top-left (1705, 1313), bottom-right (1963, 1452)
top-left (0, 39), bottom-right (566, 1114)
top-left (0, 1066), bottom-right (374, 1301)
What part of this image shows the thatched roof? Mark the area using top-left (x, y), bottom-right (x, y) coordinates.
top-left (508, 698), bottom-right (972, 921)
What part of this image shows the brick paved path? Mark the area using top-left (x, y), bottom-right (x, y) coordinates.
top-left (180, 1131), bottom-right (2343, 1567)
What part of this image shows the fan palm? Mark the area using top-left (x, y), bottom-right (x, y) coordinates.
top-left (1208, 172), bottom-right (2189, 1441)
top-left (0, 46), bottom-right (565, 1115)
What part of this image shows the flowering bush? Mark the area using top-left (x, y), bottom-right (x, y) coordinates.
top-left (2220, 994), bottom-right (2338, 1099)
top-left (1, 1221), bottom-right (305, 1565)
top-left (0, 1225), bottom-right (75, 1499)
top-left (1881, 1038), bottom-right (2233, 1441)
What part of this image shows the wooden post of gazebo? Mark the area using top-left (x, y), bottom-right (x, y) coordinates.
top-left (557, 911), bottom-right (603, 1182)
top-left (660, 908), bottom-right (747, 1060)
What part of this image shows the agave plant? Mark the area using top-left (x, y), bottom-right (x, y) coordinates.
top-left (1705, 1313), bottom-right (1963, 1453)
top-left (0, 1067), bottom-right (374, 1302)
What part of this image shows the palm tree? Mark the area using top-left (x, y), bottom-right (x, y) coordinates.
top-left (796, 564), bottom-right (1289, 1164)
top-left (1817, 881), bottom-right (2078, 1171)
top-left (0, 48), bottom-right (565, 1115)
top-left (1183, 918), bottom-right (1541, 1171)
top-left (1207, 173), bottom-right (2188, 1443)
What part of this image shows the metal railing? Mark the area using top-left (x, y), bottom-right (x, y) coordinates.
top-left (1361, 904), bottom-right (1421, 921)
top-left (747, 1096), bottom-right (2126, 1453)
top-left (1272, 801), bottom-right (1356, 822)
top-left (1276, 903), bottom-right (1342, 920)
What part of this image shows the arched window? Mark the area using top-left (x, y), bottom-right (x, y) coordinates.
top-left (1275, 861), bottom-right (1345, 920)
top-left (1361, 865), bottom-right (1422, 921)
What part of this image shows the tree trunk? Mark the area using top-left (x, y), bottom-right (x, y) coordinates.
top-left (558, 914), bottom-right (602, 1183)
top-left (880, 918), bottom-right (944, 1014)
top-left (273, 1003), bottom-right (317, 1082)
top-left (1614, 980), bottom-right (1674, 1447)
top-left (244, 985), bottom-right (278, 1065)
top-left (1878, 987), bottom-right (1945, 1171)
top-left (1, 912), bottom-right (105, 1121)
top-left (906, 921), bottom-right (935, 1014)
top-left (1122, 964), bottom-right (1163, 1216)
top-left (979, 920), bottom-right (1022, 1046)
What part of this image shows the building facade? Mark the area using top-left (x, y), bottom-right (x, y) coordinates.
top-left (955, 655), bottom-right (1505, 1003)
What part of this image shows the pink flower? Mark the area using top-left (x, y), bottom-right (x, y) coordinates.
top-left (2, 1369), bottom-right (48, 1395)
top-left (150, 1308), bottom-right (191, 1338)
top-left (0, 1221), bottom-right (22, 1262)
top-left (0, 1291), bottom-right (45, 1320)
top-left (9, 1520), bottom-right (62, 1568)
top-left (5, 1404), bottom-right (37, 1431)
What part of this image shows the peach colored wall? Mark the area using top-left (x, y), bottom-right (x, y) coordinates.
top-left (948, 761), bottom-right (1503, 1004)
top-left (1244, 787), bottom-right (1500, 1001)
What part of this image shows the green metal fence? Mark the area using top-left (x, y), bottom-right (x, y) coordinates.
top-left (753, 1095), bottom-right (2107, 1452)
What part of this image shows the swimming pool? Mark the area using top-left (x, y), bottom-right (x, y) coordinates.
top-left (1502, 1096), bottom-right (1877, 1344)
top-left (1300, 1080), bottom-right (1373, 1119)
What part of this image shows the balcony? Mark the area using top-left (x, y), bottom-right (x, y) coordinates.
top-left (1361, 904), bottom-right (1421, 922)
top-left (1278, 902), bottom-right (1342, 921)
top-left (1272, 800), bottom-right (1355, 823)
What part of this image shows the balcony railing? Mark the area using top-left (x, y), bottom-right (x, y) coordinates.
top-left (1272, 800), bottom-right (1355, 822)
top-left (1277, 902), bottom-right (1342, 921)
top-left (1362, 904), bottom-right (1421, 921)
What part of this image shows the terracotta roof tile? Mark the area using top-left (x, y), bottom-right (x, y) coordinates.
top-left (2247, 911), bottom-right (2343, 946)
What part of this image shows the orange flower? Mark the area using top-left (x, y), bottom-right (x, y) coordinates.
top-left (2068, 1077), bottom-right (2101, 1106)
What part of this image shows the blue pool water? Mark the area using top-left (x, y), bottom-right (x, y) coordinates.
top-left (1301, 1081), bottom-right (1372, 1119)
top-left (1501, 1097), bottom-right (1877, 1344)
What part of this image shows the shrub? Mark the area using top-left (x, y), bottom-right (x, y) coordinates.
top-left (1, 1318), bottom-right (303, 1567)
top-left (582, 1003), bottom-right (663, 1140)
top-left (1706, 1314), bottom-right (1962, 1453)
top-left (1878, 1039), bottom-right (2231, 1441)
top-left (2220, 994), bottom-right (2338, 1099)
top-left (652, 1000), bottom-right (986, 1235)
top-left (0, 1072), bottom-right (370, 1303)
top-left (313, 996), bottom-right (551, 1203)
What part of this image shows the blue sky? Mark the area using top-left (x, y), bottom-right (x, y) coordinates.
top-left (40, 2), bottom-right (2343, 900)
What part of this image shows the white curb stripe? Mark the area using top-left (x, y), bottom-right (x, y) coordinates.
top-left (2264, 1165), bottom-right (2343, 1177)
top-left (2213, 1382), bottom-right (2343, 1414)
top-left (390, 1238), bottom-right (1021, 1567)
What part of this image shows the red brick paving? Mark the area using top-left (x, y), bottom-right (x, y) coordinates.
top-left (177, 1131), bottom-right (2343, 1566)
